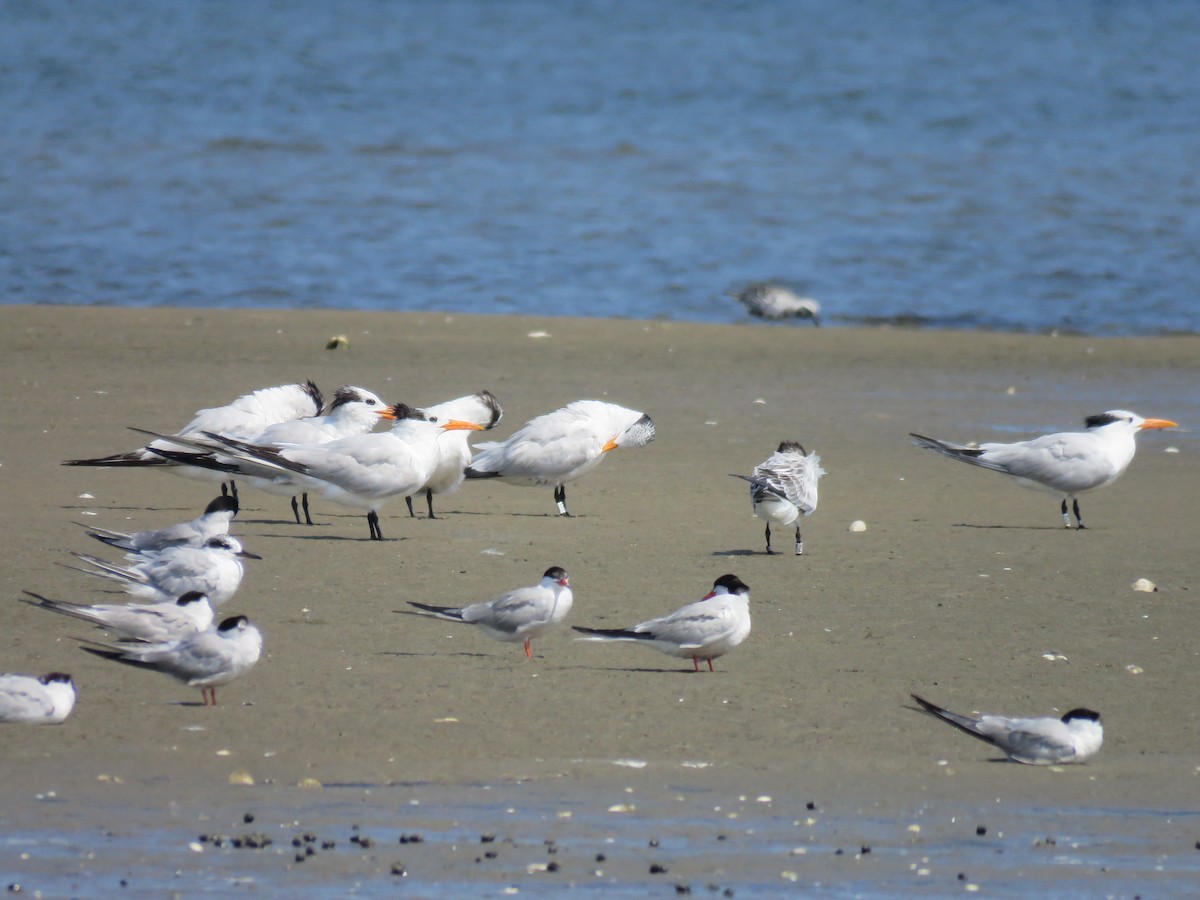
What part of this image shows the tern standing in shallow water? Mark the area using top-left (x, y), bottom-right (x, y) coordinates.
top-left (910, 694), bottom-right (1103, 765)
top-left (910, 410), bottom-right (1176, 528)
top-left (0, 673), bottom-right (76, 724)
top-left (573, 574), bottom-right (750, 672)
top-left (406, 567), bottom-right (572, 659)
top-left (465, 400), bottom-right (655, 516)
top-left (732, 441), bottom-right (825, 555)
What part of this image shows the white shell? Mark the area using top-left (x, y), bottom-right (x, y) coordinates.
top-left (1132, 578), bottom-right (1157, 593)
top-left (848, 520), bottom-right (867, 532)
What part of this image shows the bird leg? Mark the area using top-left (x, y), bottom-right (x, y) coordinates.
top-left (707, 659), bottom-right (714, 672)
top-left (692, 656), bottom-right (700, 672)
top-left (301, 492), bottom-right (312, 525)
top-left (290, 496), bottom-right (302, 525)
top-left (367, 510), bottom-right (383, 541)
top-left (764, 523), bottom-right (774, 554)
top-left (1072, 498), bottom-right (1086, 530)
top-left (794, 525), bottom-right (803, 556)
top-left (426, 488), bottom-right (437, 520)
top-left (405, 495), bottom-right (416, 518)
top-left (201, 686), bottom-right (217, 706)
top-left (524, 639), bottom-right (532, 659)
top-left (1060, 499), bottom-right (1071, 528)
top-left (221, 481), bottom-right (240, 511)
top-left (554, 485), bottom-right (570, 517)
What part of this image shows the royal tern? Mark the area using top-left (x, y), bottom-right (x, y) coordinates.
top-left (0, 672), bottom-right (76, 724)
top-left (62, 380), bottom-right (324, 503)
top-left (21, 589), bottom-right (214, 642)
top-left (909, 694), bottom-right (1103, 765)
top-left (81, 614), bottom-right (262, 706)
top-left (154, 403), bottom-right (472, 540)
top-left (404, 390), bottom-right (502, 519)
top-left (910, 410), bottom-right (1177, 528)
top-left (734, 282), bottom-right (821, 325)
top-left (465, 400), bottom-right (655, 516)
top-left (64, 535), bottom-right (261, 606)
top-left (406, 566), bottom-right (572, 658)
top-left (731, 441), bottom-right (825, 554)
top-left (572, 574), bottom-right (750, 672)
top-left (146, 386), bottom-right (388, 525)
top-left (80, 494), bottom-right (238, 553)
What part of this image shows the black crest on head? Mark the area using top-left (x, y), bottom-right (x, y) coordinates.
top-left (713, 573), bottom-right (749, 595)
top-left (543, 566), bottom-right (568, 583)
top-left (1061, 708), bottom-right (1101, 723)
top-left (776, 441), bottom-right (807, 455)
top-left (1084, 413), bottom-right (1122, 429)
top-left (40, 673), bottom-right (73, 685)
top-left (204, 495), bottom-right (239, 516)
top-left (479, 390), bottom-right (504, 429)
top-left (303, 380), bottom-right (325, 415)
top-left (177, 591), bottom-right (207, 606)
top-left (218, 615), bottom-right (248, 632)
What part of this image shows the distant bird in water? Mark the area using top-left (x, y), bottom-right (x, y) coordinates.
top-left (909, 694), bottom-right (1103, 765)
top-left (733, 282), bottom-right (821, 325)
top-left (465, 400), bottom-right (655, 516)
top-left (909, 410), bottom-right (1177, 528)
top-left (731, 441), bottom-right (825, 555)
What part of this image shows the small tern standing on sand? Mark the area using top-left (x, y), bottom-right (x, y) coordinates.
top-left (465, 400), bottom-right (655, 516)
top-left (573, 574), bottom-right (750, 672)
top-left (21, 589), bottom-right (214, 642)
top-left (64, 535), bottom-right (260, 607)
top-left (910, 410), bottom-right (1177, 528)
top-left (0, 672), bottom-right (76, 724)
top-left (403, 390), bottom-right (503, 519)
top-left (733, 282), bottom-right (821, 325)
top-left (81, 615), bottom-right (263, 707)
top-left (909, 694), bottom-right (1103, 765)
top-left (731, 441), bottom-right (825, 554)
top-left (62, 380), bottom-right (325, 504)
top-left (80, 494), bottom-right (238, 553)
top-left (406, 566), bottom-right (573, 658)
top-left (146, 386), bottom-right (389, 525)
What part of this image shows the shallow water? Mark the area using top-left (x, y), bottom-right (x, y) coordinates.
top-left (5, 779), bottom-right (1199, 897)
top-left (4, 1), bottom-right (1200, 335)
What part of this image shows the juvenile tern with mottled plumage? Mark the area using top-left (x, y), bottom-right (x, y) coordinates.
top-left (731, 441), bottom-right (825, 554)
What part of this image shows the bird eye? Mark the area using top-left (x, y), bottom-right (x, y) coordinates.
top-left (365, 399), bottom-right (376, 406)
top-left (428, 415), bottom-right (439, 423)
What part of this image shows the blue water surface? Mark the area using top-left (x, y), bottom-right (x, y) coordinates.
top-left (3, 0), bottom-right (1198, 334)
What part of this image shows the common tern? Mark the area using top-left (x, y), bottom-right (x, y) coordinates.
top-left (731, 441), bottom-right (825, 554)
top-left (909, 694), bottom-right (1103, 765)
top-left (82, 615), bottom-right (263, 706)
top-left (146, 386), bottom-right (388, 525)
top-left (733, 282), bottom-right (821, 325)
top-left (910, 410), bottom-right (1177, 528)
top-left (80, 494), bottom-right (238, 552)
top-left (64, 535), bottom-right (260, 606)
top-left (404, 390), bottom-right (502, 519)
top-left (0, 672), bottom-right (76, 724)
top-left (572, 574), bottom-right (750, 672)
top-left (62, 380), bottom-right (324, 503)
top-left (21, 589), bottom-right (214, 642)
top-left (465, 400), bottom-right (655, 516)
top-left (406, 566), bottom-right (572, 658)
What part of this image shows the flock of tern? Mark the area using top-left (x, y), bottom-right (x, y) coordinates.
top-left (5, 377), bottom-right (1180, 764)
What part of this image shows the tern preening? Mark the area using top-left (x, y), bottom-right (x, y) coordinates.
top-left (80, 494), bottom-right (238, 553)
top-left (82, 615), bottom-right (263, 706)
top-left (63, 535), bottom-right (261, 606)
top-left (146, 386), bottom-right (388, 525)
top-left (152, 403), bottom-right (477, 540)
top-left (910, 410), bottom-right (1177, 528)
top-left (403, 390), bottom-right (502, 519)
top-left (909, 694), bottom-right (1103, 765)
top-left (22, 589), bottom-right (214, 643)
top-left (731, 441), bottom-right (825, 554)
top-left (406, 566), bottom-right (572, 658)
top-left (62, 380), bottom-right (324, 504)
top-left (0, 673), bottom-right (76, 724)
top-left (733, 282), bottom-right (821, 325)
top-left (573, 574), bottom-right (750, 672)
top-left (465, 400), bottom-right (655, 516)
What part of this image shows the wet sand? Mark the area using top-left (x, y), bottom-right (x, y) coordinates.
top-left (2, 306), bottom-right (1199, 892)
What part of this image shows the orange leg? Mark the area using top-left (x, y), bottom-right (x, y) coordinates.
top-left (524, 639), bottom-right (532, 659)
